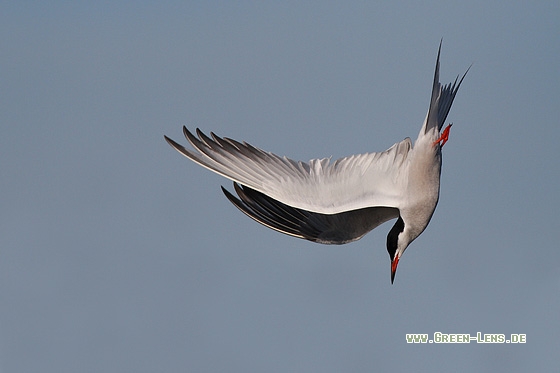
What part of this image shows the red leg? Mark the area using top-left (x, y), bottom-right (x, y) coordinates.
top-left (433, 123), bottom-right (453, 147)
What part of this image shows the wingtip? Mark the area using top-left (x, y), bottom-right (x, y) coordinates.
top-left (164, 129), bottom-right (205, 162)
top-left (221, 182), bottom-right (243, 203)
top-left (164, 134), bottom-right (181, 150)
top-left (195, 127), bottom-right (204, 138)
top-left (182, 125), bottom-right (190, 139)
top-left (221, 184), bottom-right (247, 213)
top-left (221, 184), bottom-right (233, 198)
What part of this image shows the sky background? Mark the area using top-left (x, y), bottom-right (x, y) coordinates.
top-left (1, 1), bottom-right (559, 372)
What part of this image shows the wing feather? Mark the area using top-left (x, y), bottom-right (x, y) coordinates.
top-left (165, 128), bottom-right (412, 214)
top-left (222, 183), bottom-right (399, 244)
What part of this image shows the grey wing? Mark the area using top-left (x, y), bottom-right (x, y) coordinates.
top-left (165, 127), bottom-right (412, 214)
top-left (222, 182), bottom-right (399, 244)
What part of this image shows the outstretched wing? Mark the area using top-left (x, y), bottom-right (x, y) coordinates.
top-left (165, 127), bottom-right (412, 214)
top-left (222, 182), bottom-right (399, 244)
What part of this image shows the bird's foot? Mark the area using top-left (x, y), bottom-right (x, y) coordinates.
top-left (433, 123), bottom-right (453, 147)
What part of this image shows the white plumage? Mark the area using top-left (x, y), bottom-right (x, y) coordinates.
top-left (165, 42), bottom-right (469, 283)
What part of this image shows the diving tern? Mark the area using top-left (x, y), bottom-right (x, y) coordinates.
top-left (165, 42), bottom-right (469, 283)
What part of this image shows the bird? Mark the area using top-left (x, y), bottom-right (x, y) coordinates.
top-left (165, 42), bottom-right (469, 283)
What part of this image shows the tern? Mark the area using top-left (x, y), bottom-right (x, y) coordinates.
top-left (165, 42), bottom-right (468, 283)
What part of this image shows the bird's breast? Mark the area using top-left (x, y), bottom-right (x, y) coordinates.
top-left (401, 143), bottom-right (442, 237)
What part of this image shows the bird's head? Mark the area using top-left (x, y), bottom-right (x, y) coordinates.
top-left (386, 216), bottom-right (410, 284)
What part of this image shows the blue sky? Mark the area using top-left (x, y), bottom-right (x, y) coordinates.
top-left (1, 1), bottom-right (559, 371)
